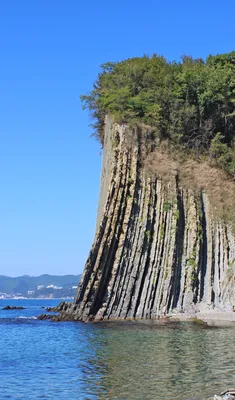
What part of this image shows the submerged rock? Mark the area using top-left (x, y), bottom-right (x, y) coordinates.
top-left (2, 306), bottom-right (25, 310)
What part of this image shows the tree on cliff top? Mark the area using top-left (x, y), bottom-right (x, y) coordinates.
top-left (81, 52), bottom-right (235, 179)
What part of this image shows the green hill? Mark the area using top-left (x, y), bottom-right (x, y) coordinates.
top-left (0, 274), bottom-right (81, 298)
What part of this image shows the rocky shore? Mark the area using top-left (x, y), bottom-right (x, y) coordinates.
top-left (37, 301), bottom-right (235, 326)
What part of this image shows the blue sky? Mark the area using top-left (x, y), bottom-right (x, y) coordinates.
top-left (0, 0), bottom-right (234, 277)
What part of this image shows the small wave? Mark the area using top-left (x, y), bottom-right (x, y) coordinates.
top-left (17, 316), bottom-right (37, 320)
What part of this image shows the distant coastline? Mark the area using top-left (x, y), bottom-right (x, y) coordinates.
top-left (0, 274), bottom-right (81, 300)
top-left (0, 297), bottom-right (74, 300)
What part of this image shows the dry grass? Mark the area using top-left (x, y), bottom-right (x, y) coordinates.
top-left (145, 149), bottom-right (235, 230)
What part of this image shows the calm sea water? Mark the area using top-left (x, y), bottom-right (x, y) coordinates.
top-left (0, 299), bottom-right (235, 400)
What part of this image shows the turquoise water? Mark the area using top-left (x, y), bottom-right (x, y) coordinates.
top-left (0, 299), bottom-right (235, 399)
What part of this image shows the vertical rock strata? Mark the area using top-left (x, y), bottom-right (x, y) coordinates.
top-left (64, 116), bottom-right (235, 321)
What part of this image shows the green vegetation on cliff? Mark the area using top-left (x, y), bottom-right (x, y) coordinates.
top-left (81, 52), bottom-right (235, 178)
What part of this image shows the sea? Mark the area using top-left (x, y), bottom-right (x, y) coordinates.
top-left (0, 299), bottom-right (235, 400)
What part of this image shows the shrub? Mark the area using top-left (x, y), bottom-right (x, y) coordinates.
top-left (81, 52), bottom-right (235, 180)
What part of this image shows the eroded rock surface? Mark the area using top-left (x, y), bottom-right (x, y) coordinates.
top-left (57, 116), bottom-right (235, 322)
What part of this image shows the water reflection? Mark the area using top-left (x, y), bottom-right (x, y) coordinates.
top-left (78, 320), bottom-right (235, 400)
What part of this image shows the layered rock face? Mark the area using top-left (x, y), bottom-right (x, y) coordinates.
top-left (63, 116), bottom-right (235, 321)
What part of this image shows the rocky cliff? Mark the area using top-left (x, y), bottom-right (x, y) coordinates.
top-left (60, 116), bottom-right (235, 321)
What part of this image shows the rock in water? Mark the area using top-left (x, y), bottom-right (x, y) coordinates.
top-left (37, 314), bottom-right (53, 321)
top-left (46, 302), bottom-right (66, 312)
top-left (214, 389), bottom-right (235, 399)
top-left (2, 306), bottom-right (25, 310)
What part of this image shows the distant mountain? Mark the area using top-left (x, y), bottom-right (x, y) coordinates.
top-left (0, 274), bottom-right (81, 298)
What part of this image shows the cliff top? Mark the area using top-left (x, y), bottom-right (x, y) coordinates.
top-left (81, 52), bottom-right (235, 180)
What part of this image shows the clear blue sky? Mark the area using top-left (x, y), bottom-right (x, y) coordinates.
top-left (0, 0), bottom-right (234, 277)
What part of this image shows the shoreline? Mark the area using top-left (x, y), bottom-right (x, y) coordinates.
top-left (168, 311), bottom-right (235, 327)
top-left (37, 301), bottom-right (235, 326)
